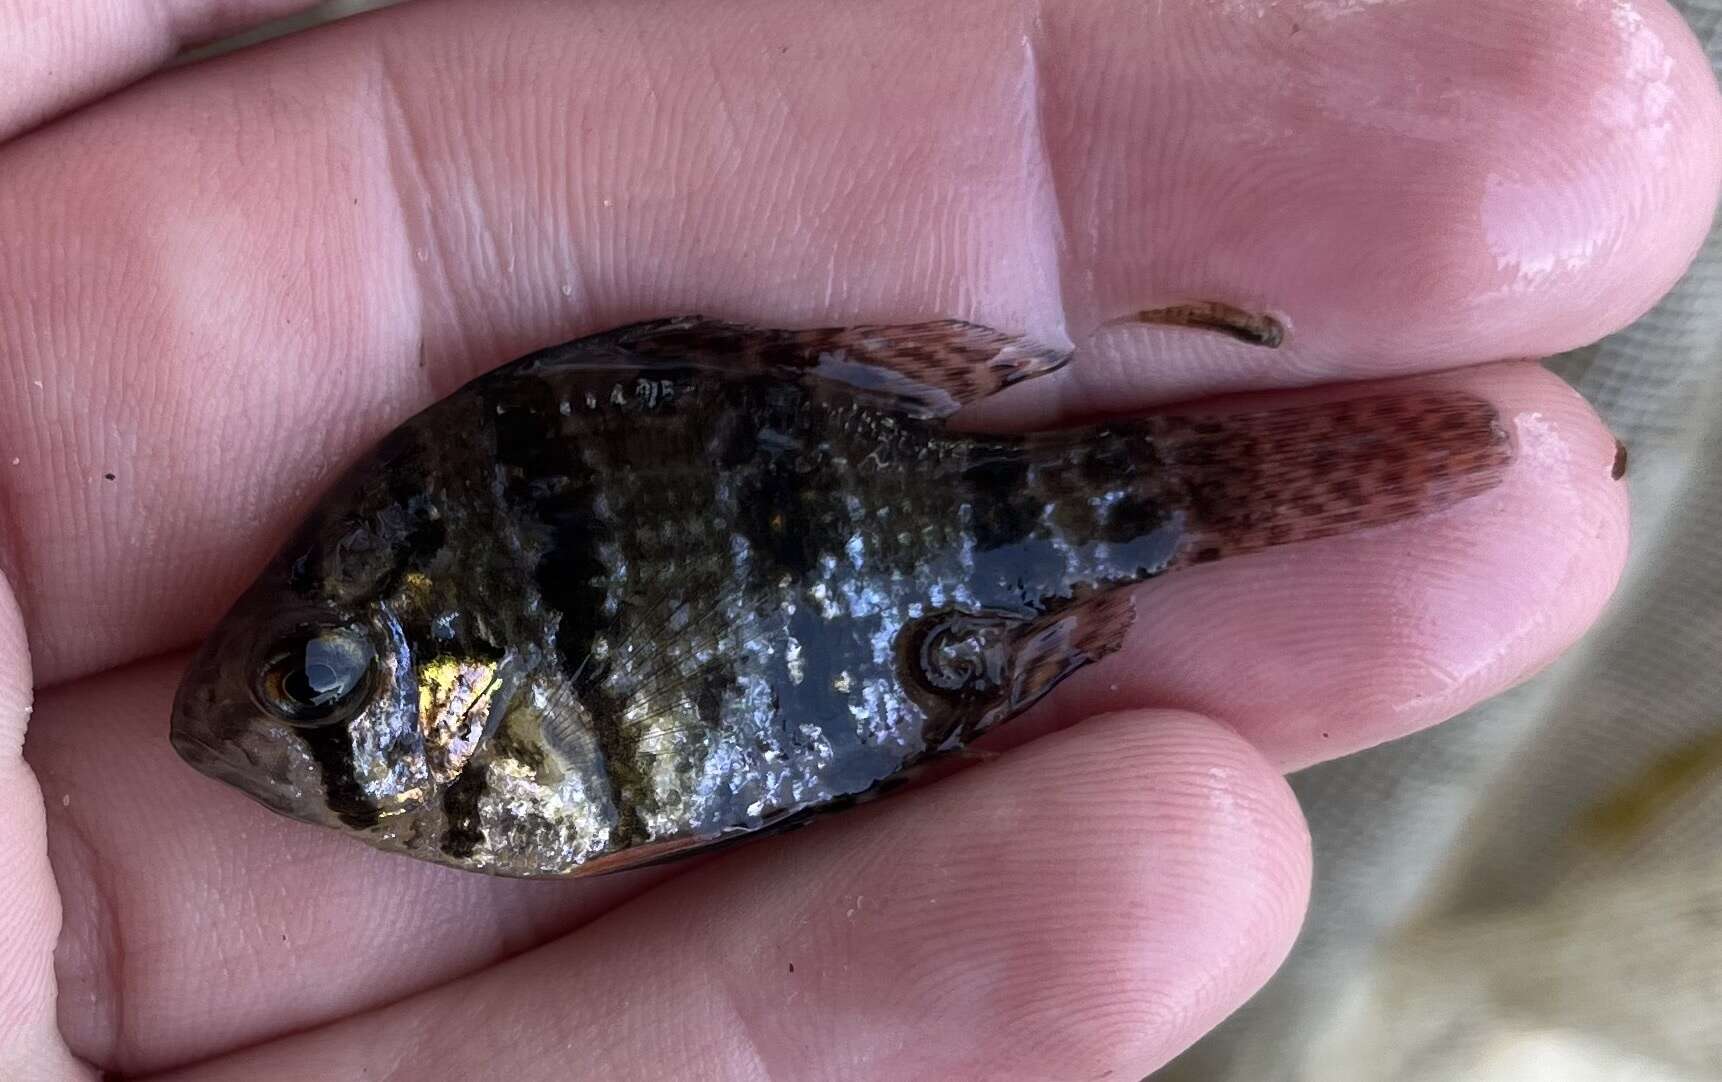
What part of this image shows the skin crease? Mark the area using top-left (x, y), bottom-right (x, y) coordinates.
top-left (0, 1), bottom-right (333, 141)
top-left (0, 0), bottom-right (1716, 1079)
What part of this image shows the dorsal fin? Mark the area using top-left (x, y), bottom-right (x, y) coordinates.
top-left (606, 316), bottom-right (1070, 419)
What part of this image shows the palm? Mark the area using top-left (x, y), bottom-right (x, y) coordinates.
top-left (2, 1), bottom-right (1717, 1079)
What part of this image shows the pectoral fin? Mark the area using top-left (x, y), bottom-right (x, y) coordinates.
top-left (900, 589), bottom-right (1138, 751)
top-left (1002, 590), bottom-right (1136, 721)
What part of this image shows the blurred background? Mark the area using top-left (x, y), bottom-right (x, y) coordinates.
top-left (192, 3), bottom-right (1722, 1079)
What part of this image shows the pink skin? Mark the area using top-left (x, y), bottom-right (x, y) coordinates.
top-left (0, 0), bottom-right (1716, 1079)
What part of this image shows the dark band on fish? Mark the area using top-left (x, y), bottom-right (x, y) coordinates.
top-left (488, 373), bottom-right (645, 844)
top-left (439, 759), bottom-right (487, 858)
top-left (960, 451), bottom-right (1038, 552)
top-left (299, 723), bottom-right (380, 830)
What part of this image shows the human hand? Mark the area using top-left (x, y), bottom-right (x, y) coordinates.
top-left (3, 1), bottom-right (1718, 1078)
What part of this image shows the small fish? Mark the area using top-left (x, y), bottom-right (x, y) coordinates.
top-left (170, 316), bottom-right (1512, 877)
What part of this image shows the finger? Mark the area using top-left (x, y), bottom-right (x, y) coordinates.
top-left (0, 2), bottom-right (336, 142)
top-left (148, 711), bottom-right (1311, 1082)
top-left (0, 574), bottom-right (91, 1080)
top-left (1018, 0), bottom-right (1722, 424)
top-left (34, 360), bottom-right (1613, 1070)
top-left (0, 0), bottom-right (1714, 683)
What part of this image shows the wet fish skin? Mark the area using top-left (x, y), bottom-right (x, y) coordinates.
top-left (169, 316), bottom-right (1512, 877)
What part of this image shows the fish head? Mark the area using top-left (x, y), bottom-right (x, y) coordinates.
top-left (170, 424), bottom-right (504, 841)
top-left (170, 591), bottom-right (429, 833)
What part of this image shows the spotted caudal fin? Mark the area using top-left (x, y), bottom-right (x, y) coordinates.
top-left (1152, 389), bottom-right (1513, 569)
top-left (608, 316), bottom-right (1070, 419)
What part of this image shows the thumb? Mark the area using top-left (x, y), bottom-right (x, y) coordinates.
top-left (0, 575), bottom-right (90, 1080)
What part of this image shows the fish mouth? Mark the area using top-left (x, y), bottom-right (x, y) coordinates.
top-left (167, 727), bottom-right (218, 765)
top-left (169, 728), bottom-right (265, 791)
top-left (169, 716), bottom-right (341, 826)
top-left (168, 728), bottom-right (249, 784)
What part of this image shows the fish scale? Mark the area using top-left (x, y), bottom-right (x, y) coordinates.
top-left (170, 316), bottom-right (1515, 877)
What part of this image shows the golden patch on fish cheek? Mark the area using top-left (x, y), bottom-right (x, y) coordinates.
top-left (417, 656), bottom-right (501, 782)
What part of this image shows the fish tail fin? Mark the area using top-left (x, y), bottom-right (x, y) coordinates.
top-left (1153, 388), bottom-right (1512, 569)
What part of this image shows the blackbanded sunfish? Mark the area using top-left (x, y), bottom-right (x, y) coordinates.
top-left (169, 316), bottom-right (1511, 877)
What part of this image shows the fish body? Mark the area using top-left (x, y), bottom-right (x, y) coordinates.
top-left (170, 317), bottom-right (1511, 876)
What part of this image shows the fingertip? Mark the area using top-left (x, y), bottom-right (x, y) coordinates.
top-left (1458, 0), bottom-right (1722, 350)
top-left (1011, 711), bottom-right (1313, 1004)
top-left (1037, 0), bottom-right (1722, 414)
top-left (722, 707), bottom-right (1314, 1079)
top-left (0, 573), bottom-right (87, 1078)
top-left (1420, 361), bottom-right (1631, 699)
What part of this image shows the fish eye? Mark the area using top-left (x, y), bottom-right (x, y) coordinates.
top-left (254, 624), bottom-right (377, 725)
